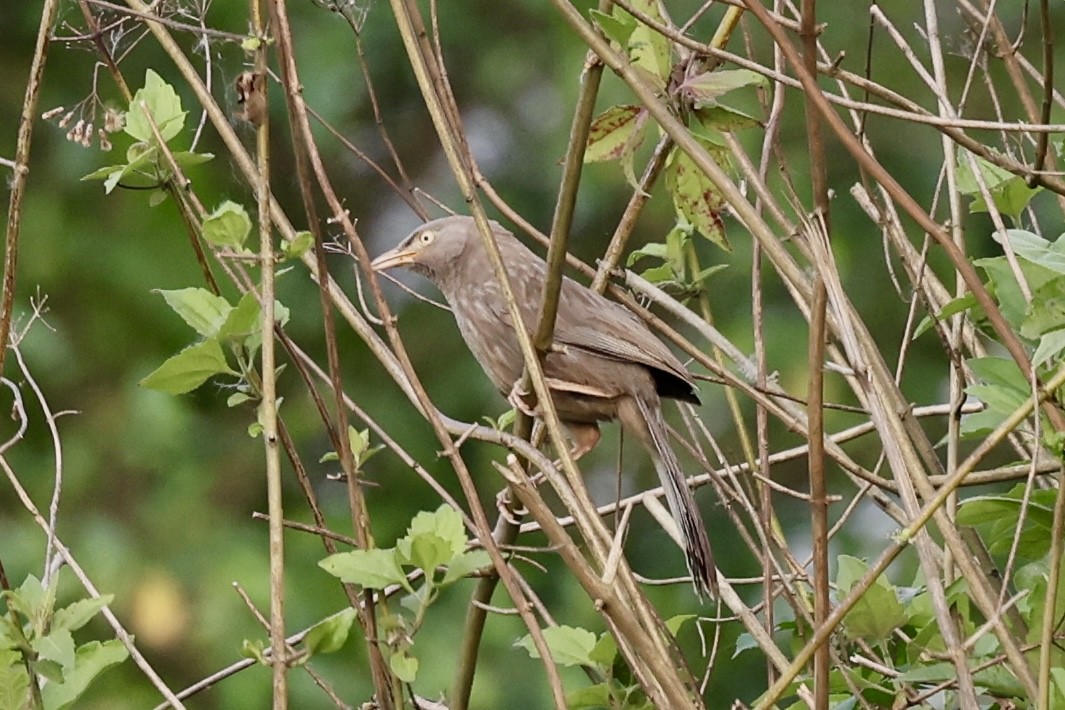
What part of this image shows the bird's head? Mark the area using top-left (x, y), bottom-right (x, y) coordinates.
top-left (370, 216), bottom-right (477, 283)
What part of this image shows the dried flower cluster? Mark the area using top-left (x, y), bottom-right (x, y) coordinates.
top-left (41, 105), bottom-right (125, 152)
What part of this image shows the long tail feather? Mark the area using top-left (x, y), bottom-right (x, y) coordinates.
top-left (635, 395), bottom-right (718, 598)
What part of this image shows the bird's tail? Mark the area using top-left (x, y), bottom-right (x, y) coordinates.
top-left (634, 394), bottom-right (718, 598)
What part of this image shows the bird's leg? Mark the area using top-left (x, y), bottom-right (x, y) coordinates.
top-left (564, 421), bottom-right (601, 460)
top-left (506, 379), bottom-right (539, 417)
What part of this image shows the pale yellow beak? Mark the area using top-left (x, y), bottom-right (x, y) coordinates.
top-left (370, 247), bottom-right (418, 271)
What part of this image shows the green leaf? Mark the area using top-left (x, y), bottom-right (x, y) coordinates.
top-left (125, 69), bottom-right (187, 143)
top-left (589, 7), bottom-right (635, 46)
top-left (0, 650), bottom-right (30, 710)
top-left (836, 555), bottom-right (906, 643)
top-left (626, 241), bottom-right (667, 267)
top-left (896, 661), bottom-right (955, 684)
top-left (961, 356), bottom-right (1032, 437)
top-left (348, 426), bottom-right (370, 459)
top-left (957, 484), bottom-right (1057, 558)
top-left (693, 104), bottom-right (761, 133)
top-left (32, 628), bottom-right (75, 669)
top-left (1021, 277), bottom-right (1065, 338)
top-left (978, 251), bottom-right (1065, 331)
top-left (973, 664), bottom-right (1026, 699)
top-left (516, 625), bottom-right (597, 667)
top-left (587, 632), bottom-right (617, 668)
top-left (680, 69), bottom-right (767, 107)
top-left (11, 575), bottom-right (48, 624)
top-left (40, 639), bottom-right (128, 709)
top-left (217, 292), bottom-right (262, 341)
top-left (567, 682), bottom-right (615, 709)
top-left (625, 0), bottom-right (670, 85)
top-left (969, 356), bottom-right (1030, 391)
top-left (82, 143), bottom-right (161, 193)
top-left (584, 105), bottom-right (648, 164)
top-left (140, 339), bottom-right (237, 395)
top-left (171, 150), bottom-right (214, 168)
top-left (389, 649), bottom-right (418, 682)
top-left (442, 549), bottom-right (491, 585)
top-left (35, 659), bottom-right (64, 683)
top-left (732, 631), bottom-right (758, 659)
top-left (156, 288), bottom-right (233, 338)
top-left (665, 144), bottom-right (730, 251)
top-left (202, 201), bottom-right (252, 248)
top-left (227, 392), bottom-right (253, 407)
top-left (664, 224), bottom-right (689, 277)
top-left (999, 229), bottom-right (1065, 275)
top-left (282, 231), bottom-right (314, 260)
top-left (665, 614), bottom-right (695, 637)
top-left (241, 638), bottom-right (267, 664)
top-left (404, 505), bottom-right (467, 560)
top-left (1033, 328), bottom-right (1065, 366)
top-left (1018, 553), bottom-right (1065, 676)
top-left (913, 292), bottom-right (979, 339)
top-left (1051, 666), bottom-right (1065, 706)
top-left (637, 264), bottom-right (674, 284)
top-left (303, 608), bottom-right (357, 656)
top-left (494, 407), bottom-right (516, 431)
top-left (81, 163), bottom-right (128, 182)
top-left (957, 154), bottom-right (1042, 220)
top-left (397, 533), bottom-right (454, 577)
top-left (319, 549), bottom-right (408, 590)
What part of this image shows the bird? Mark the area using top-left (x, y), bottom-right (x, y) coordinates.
top-left (371, 215), bottom-right (717, 597)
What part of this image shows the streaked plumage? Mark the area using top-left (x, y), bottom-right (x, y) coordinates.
top-left (372, 215), bottom-right (717, 597)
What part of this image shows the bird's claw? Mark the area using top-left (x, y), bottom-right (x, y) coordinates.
top-left (507, 381), bottom-right (538, 417)
top-left (495, 488), bottom-right (527, 525)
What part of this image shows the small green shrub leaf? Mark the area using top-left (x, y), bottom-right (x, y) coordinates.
top-left (389, 650), bottom-right (419, 682)
top-left (156, 287), bottom-right (233, 337)
top-left (53, 595), bottom-right (113, 634)
top-left (39, 639), bottom-right (128, 710)
top-left (319, 549), bottom-right (408, 590)
top-left (140, 339), bottom-right (236, 394)
top-left (125, 69), bottom-right (186, 143)
top-left (303, 608), bottom-right (357, 656)
top-left (584, 105), bottom-right (647, 164)
top-left (516, 625), bottom-right (597, 667)
top-left (202, 201), bottom-right (252, 248)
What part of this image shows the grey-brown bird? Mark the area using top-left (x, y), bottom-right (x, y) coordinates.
top-left (372, 215), bottom-right (716, 597)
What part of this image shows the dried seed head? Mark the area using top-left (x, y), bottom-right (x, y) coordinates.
top-left (98, 129), bottom-right (112, 152)
top-left (103, 107), bottom-right (124, 133)
top-left (58, 110), bottom-right (76, 129)
top-left (41, 106), bottom-right (65, 121)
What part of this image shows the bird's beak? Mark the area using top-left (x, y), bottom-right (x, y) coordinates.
top-left (370, 246), bottom-right (418, 271)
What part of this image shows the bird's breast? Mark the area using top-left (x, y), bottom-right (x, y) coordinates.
top-left (448, 284), bottom-right (524, 394)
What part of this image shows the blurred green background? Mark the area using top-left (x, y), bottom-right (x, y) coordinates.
top-left (0, 0), bottom-right (1051, 707)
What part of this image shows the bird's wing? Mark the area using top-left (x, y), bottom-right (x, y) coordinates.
top-left (551, 280), bottom-right (698, 400)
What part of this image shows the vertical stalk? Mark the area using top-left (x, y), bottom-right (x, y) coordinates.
top-left (798, 2), bottom-right (829, 705)
top-left (248, 0), bottom-right (286, 703)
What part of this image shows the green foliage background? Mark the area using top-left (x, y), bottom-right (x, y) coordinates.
top-left (0, 0), bottom-right (1049, 707)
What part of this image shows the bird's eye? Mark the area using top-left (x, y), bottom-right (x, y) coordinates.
top-left (419, 230), bottom-right (436, 246)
